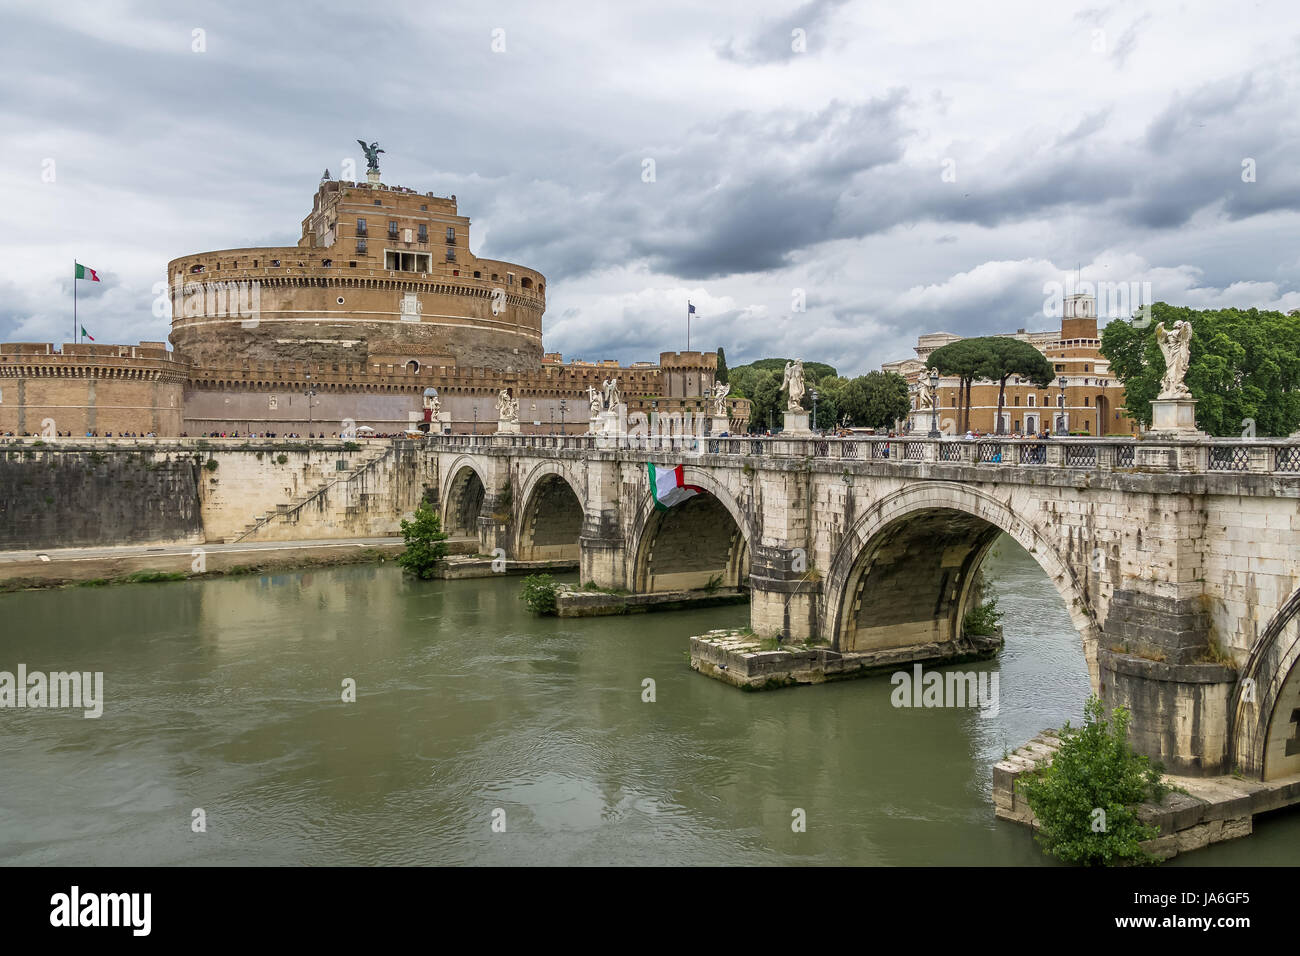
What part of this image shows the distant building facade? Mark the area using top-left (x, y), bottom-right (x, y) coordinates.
top-left (883, 293), bottom-right (1137, 436)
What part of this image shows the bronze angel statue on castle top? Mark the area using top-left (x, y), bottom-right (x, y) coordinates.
top-left (357, 140), bottom-right (384, 172)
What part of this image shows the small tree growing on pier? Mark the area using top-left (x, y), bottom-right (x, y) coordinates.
top-left (1016, 696), bottom-right (1169, 866)
top-left (520, 574), bottom-right (559, 615)
top-left (397, 503), bottom-right (449, 580)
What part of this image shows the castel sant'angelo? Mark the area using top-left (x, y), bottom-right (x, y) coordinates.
top-left (1, 145), bottom-right (748, 437)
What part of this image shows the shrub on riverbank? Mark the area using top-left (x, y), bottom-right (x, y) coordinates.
top-left (520, 574), bottom-right (559, 615)
top-left (1016, 695), bottom-right (1168, 866)
top-left (396, 504), bottom-right (449, 580)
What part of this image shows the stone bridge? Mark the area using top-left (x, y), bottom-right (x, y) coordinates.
top-left (423, 431), bottom-right (1300, 780)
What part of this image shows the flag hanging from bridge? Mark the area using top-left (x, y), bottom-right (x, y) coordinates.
top-left (647, 463), bottom-right (703, 511)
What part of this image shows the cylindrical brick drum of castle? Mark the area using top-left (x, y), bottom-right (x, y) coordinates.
top-left (167, 180), bottom-right (546, 373)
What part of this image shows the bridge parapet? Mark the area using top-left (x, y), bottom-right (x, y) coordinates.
top-left (424, 432), bottom-right (1300, 476)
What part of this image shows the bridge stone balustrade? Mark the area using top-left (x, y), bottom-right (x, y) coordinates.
top-left (422, 431), bottom-right (1300, 779)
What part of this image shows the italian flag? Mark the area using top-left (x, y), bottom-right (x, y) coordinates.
top-left (75, 262), bottom-right (101, 281)
top-left (81, 326), bottom-right (94, 341)
top-left (647, 463), bottom-right (703, 511)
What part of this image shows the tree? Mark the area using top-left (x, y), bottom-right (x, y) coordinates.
top-left (396, 503), bottom-right (449, 579)
top-left (811, 375), bottom-right (850, 430)
top-left (925, 338), bottom-right (998, 433)
top-left (1101, 304), bottom-right (1300, 436)
top-left (1016, 696), bottom-right (1168, 866)
top-left (747, 368), bottom-right (784, 431)
top-left (715, 347), bottom-right (729, 385)
top-left (983, 338), bottom-right (1055, 434)
top-left (845, 371), bottom-right (910, 429)
top-left (730, 358), bottom-right (838, 382)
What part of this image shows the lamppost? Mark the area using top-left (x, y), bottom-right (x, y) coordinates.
top-left (304, 373), bottom-right (316, 436)
top-left (560, 399), bottom-right (567, 435)
top-left (811, 388), bottom-right (819, 433)
top-left (928, 368), bottom-right (940, 438)
top-left (473, 403), bottom-right (478, 435)
top-left (1056, 375), bottom-right (1067, 436)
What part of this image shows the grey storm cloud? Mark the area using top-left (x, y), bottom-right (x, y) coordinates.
top-left (715, 0), bottom-right (852, 64)
top-left (2, 0), bottom-right (1298, 375)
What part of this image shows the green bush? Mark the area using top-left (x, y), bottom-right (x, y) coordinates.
top-left (520, 574), bottom-right (559, 615)
top-left (396, 503), bottom-right (449, 579)
top-left (342, 440), bottom-right (361, 452)
top-left (203, 458), bottom-right (219, 471)
top-left (1016, 696), bottom-right (1168, 866)
top-left (276, 454), bottom-right (289, 464)
top-left (963, 595), bottom-right (1003, 636)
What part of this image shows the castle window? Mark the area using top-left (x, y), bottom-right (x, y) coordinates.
top-left (349, 261), bottom-right (357, 268)
top-left (446, 248), bottom-right (456, 262)
top-left (417, 224), bottom-right (427, 242)
top-left (270, 259), bottom-right (280, 267)
top-left (322, 259), bottom-right (332, 268)
top-left (406, 361), bottom-right (420, 374)
top-left (385, 250), bottom-right (431, 272)
top-left (1028, 394), bottom-right (1035, 407)
top-left (473, 271), bottom-right (481, 279)
top-left (356, 239), bottom-right (367, 254)
top-left (388, 221), bottom-right (399, 238)
top-left (521, 277), bottom-right (533, 290)
top-left (420, 204), bottom-right (427, 211)
top-left (373, 199), bottom-right (381, 206)
top-left (445, 227), bottom-right (455, 243)
top-left (356, 218), bottom-right (367, 236)
top-left (190, 264), bottom-right (204, 273)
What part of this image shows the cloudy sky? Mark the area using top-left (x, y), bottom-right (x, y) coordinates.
top-left (3, 0), bottom-right (1299, 375)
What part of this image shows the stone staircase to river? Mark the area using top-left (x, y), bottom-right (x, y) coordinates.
top-left (226, 444), bottom-right (394, 543)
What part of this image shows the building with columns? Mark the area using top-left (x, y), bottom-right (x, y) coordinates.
top-left (883, 293), bottom-right (1137, 436)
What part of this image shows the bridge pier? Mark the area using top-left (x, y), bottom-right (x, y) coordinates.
top-left (579, 461), bottom-right (626, 589)
top-left (750, 544), bottom-right (820, 641)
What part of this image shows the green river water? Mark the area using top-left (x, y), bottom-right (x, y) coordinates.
top-left (1, 539), bottom-right (1296, 865)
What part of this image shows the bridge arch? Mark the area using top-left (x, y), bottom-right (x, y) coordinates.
top-left (440, 456), bottom-right (488, 538)
top-left (1230, 587), bottom-right (1300, 779)
top-left (629, 466), bottom-right (753, 594)
top-left (824, 481), bottom-right (1099, 681)
top-left (514, 460), bottom-right (586, 561)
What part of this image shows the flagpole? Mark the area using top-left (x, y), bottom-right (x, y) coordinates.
top-left (73, 260), bottom-right (77, 346)
top-left (686, 302), bottom-right (691, 351)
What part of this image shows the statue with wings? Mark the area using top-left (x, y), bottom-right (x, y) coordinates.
top-left (357, 140), bottom-right (385, 172)
top-left (781, 359), bottom-right (806, 412)
top-left (1155, 320), bottom-right (1193, 399)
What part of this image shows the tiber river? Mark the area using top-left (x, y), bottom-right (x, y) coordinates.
top-left (2, 538), bottom-right (1297, 866)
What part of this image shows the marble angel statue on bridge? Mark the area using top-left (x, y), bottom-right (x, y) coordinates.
top-left (1155, 320), bottom-right (1193, 399)
top-left (496, 389), bottom-right (519, 423)
top-left (781, 359), bottom-right (806, 412)
top-left (712, 381), bottom-right (731, 417)
top-left (602, 377), bottom-right (622, 410)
